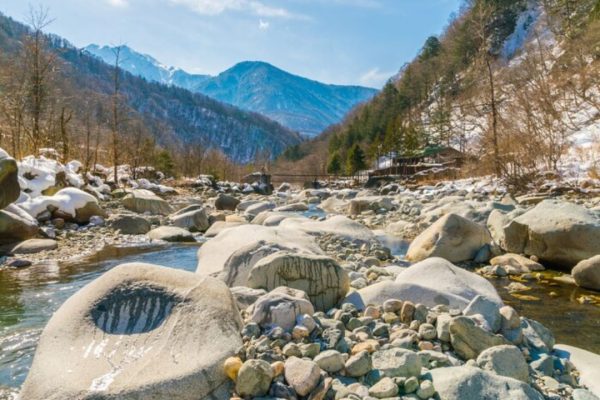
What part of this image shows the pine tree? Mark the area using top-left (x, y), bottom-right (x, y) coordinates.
top-left (346, 144), bottom-right (367, 175)
top-left (327, 152), bottom-right (342, 175)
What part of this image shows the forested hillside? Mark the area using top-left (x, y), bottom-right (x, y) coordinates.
top-left (0, 11), bottom-right (302, 176)
top-left (280, 0), bottom-right (600, 187)
top-left (85, 46), bottom-right (378, 138)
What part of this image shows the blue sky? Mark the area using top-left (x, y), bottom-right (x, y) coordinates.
top-left (1, 0), bottom-right (462, 87)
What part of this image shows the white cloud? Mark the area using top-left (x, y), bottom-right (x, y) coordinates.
top-left (359, 67), bottom-right (393, 88)
top-left (107, 0), bottom-right (129, 7)
top-left (169, 0), bottom-right (298, 19)
top-left (258, 19), bottom-right (270, 30)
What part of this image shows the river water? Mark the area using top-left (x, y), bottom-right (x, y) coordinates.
top-left (0, 233), bottom-right (598, 396)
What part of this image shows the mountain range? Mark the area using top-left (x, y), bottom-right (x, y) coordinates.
top-left (0, 13), bottom-right (302, 164)
top-left (85, 45), bottom-right (378, 137)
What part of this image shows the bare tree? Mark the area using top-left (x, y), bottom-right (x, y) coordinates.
top-left (23, 5), bottom-right (57, 156)
top-left (110, 45), bottom-right (124, 185)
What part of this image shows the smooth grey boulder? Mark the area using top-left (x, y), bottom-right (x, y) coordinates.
top-left (345, 258), bottom-right (502, 310)
top-left (0, 148), bottom-right (20, 209)
top-left (463, 295), bottom-right (502, 333)
top-left (215, 193), bottom-right (240, 211)
top-left (247, 251), bottom-right (350, 311)
top-left (219, 241), bottom-right (292, 287)
top-left (449, 316), bottom-right (510, 360)
top-left (20, 263), bottom-right (243, 400)
top-left (0, 205), bottom-right (39, 245)
top-left (406, 213), bottom-right (491, 263)
top-left (284, 357), bottom-right (321, 397)
top-left (476, 345), bottom-right (529, 382)
top-left (244, 201), bottom-right (275, 217)
top-left (147, 226), bottom-right (195, 242)
top-left (108, 214), bottom-right (151, 235)
top-left (196, 224), bottom-right (322, 277)
top-left (122, 189), bottom-right (173, 215)
top-left (11, 239), bottom-right (58, 255)
top-left (572, 255), bottom-right (600, 291)
top-left (170, 206), bottom-right (209, 232)
top-left (280, 215), bottom-right (375, 242)
top-left (249, 287), bottom-right (314, 331)
top-left (428, 366), bottom-right (544, 400)
top-left (372, 348), bottom-right (422, 378)
top-left (503, 200), bottom-right (600, 267)
top-left (274, 202), bottom-right (309, 212)
top-left (521, 318), bottom-right (555, 353)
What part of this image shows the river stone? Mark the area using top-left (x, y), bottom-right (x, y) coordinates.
top-left (170, 206), bottom-right (209, 232)
top-left (345, 258), bottom-right (501, 311)
top-left (463, 295), bottom-right (502, 333)
top-left (122, 189), bottom-right (173, 215)
top-left (368, 377), bottom-right (399, 398)
top-left (147, 226), bottom-right (195, 242)
top-left (230, 287), bottom-right (267, 310)
top-left (406, 213), bottom-right (492, 263)
top-left (345, 351), bottom-right (372, 377)
top-left (371, 348), bottom-right (422, 378)
top-left (247, 251), bottom-right (350, 311)
top-left (215, 193), bottom-right (240, 211)
top-left (476, 345), bottom-right (529, 382)
top-left (314, 350), bottom-right (345, 373)
top-left (249, 287), bottom-right (314, 331)
top-left (245, 201), bottom-right (276, 217)
top-left (236, 359), bottom-right (273, 397)
top-left (108, 214), bottom-right (151, 235)
top-left (0, 205), bottom-right (39, 245)
top-left (572, 256), bottom-right (600, 291)
top-left (427, 366), bottom-right (544, 400)
top-left (521, 318), bottom-right (555, 353)
top-left (284, 357), bottom-right (321, 396)
top-left (274, 203), bottom-right (309, 212)
top-left (449, 316), bottom-right (510, 360)
top-left (196, 224), bottom-right (322, 277)
top-left (503, 200), bottom-right (600, 267)
top-left (0, 148), bottom-right (20, 209)
top-left (20, 263), bottom-right (243, 400)
top-left (11, 239), bottom-right (58, 255)
top-left (490, 253), bottom-right (544, 274)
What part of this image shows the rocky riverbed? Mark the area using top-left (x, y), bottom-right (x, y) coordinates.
top-left (1, 148), bottom-right (600, 399)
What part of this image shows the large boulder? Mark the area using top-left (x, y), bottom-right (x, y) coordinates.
top-left (0, 204), bottom-right (39, 245)
top-left (169, 205), bottom-right (209, 232)
top-left (196, 225), bottom-right (322, 277)
top-left (345, 258), bottom-right (502, 310)
top-left (427, 366), bottom-right (544, 400)
top-left (11, 239), bottom-right (58, 255)
top-left (20, 263), bottom-right (243, 400)
top-left (406, 213), bottom-right (491, 263)
top-left (0, 148), bottom-right (20, 209)
top-left (122, 189), bottom-right (173, 215)
top-left (476, 345), bottom-right (529, 382)
top-left (572, 255), bottom-right (600, 291)
top-left (108, 214), bottom-right (152, 235)
top-left (280, 215), bottom-right (376, 243)
top-left (148, 226), bottom-right (195, 243)
top-left (18, 188), bottom-right (107, 223)
top-left (214, 193), bottom-right (240, 211)
top-left (247, 252), bottom-right (350, 311)
top-left (503, 200), bottom-right (600, 267)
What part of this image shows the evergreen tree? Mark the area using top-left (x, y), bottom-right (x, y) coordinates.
top-left (327, 152), bottom-right (342, 174)
top-left (155, 149), bottom-right (175, 177)
top-left (346, 144), bottom-right (367, 175)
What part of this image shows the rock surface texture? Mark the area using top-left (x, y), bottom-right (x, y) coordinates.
top-left (20, 263), bottom-right (243, 400)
